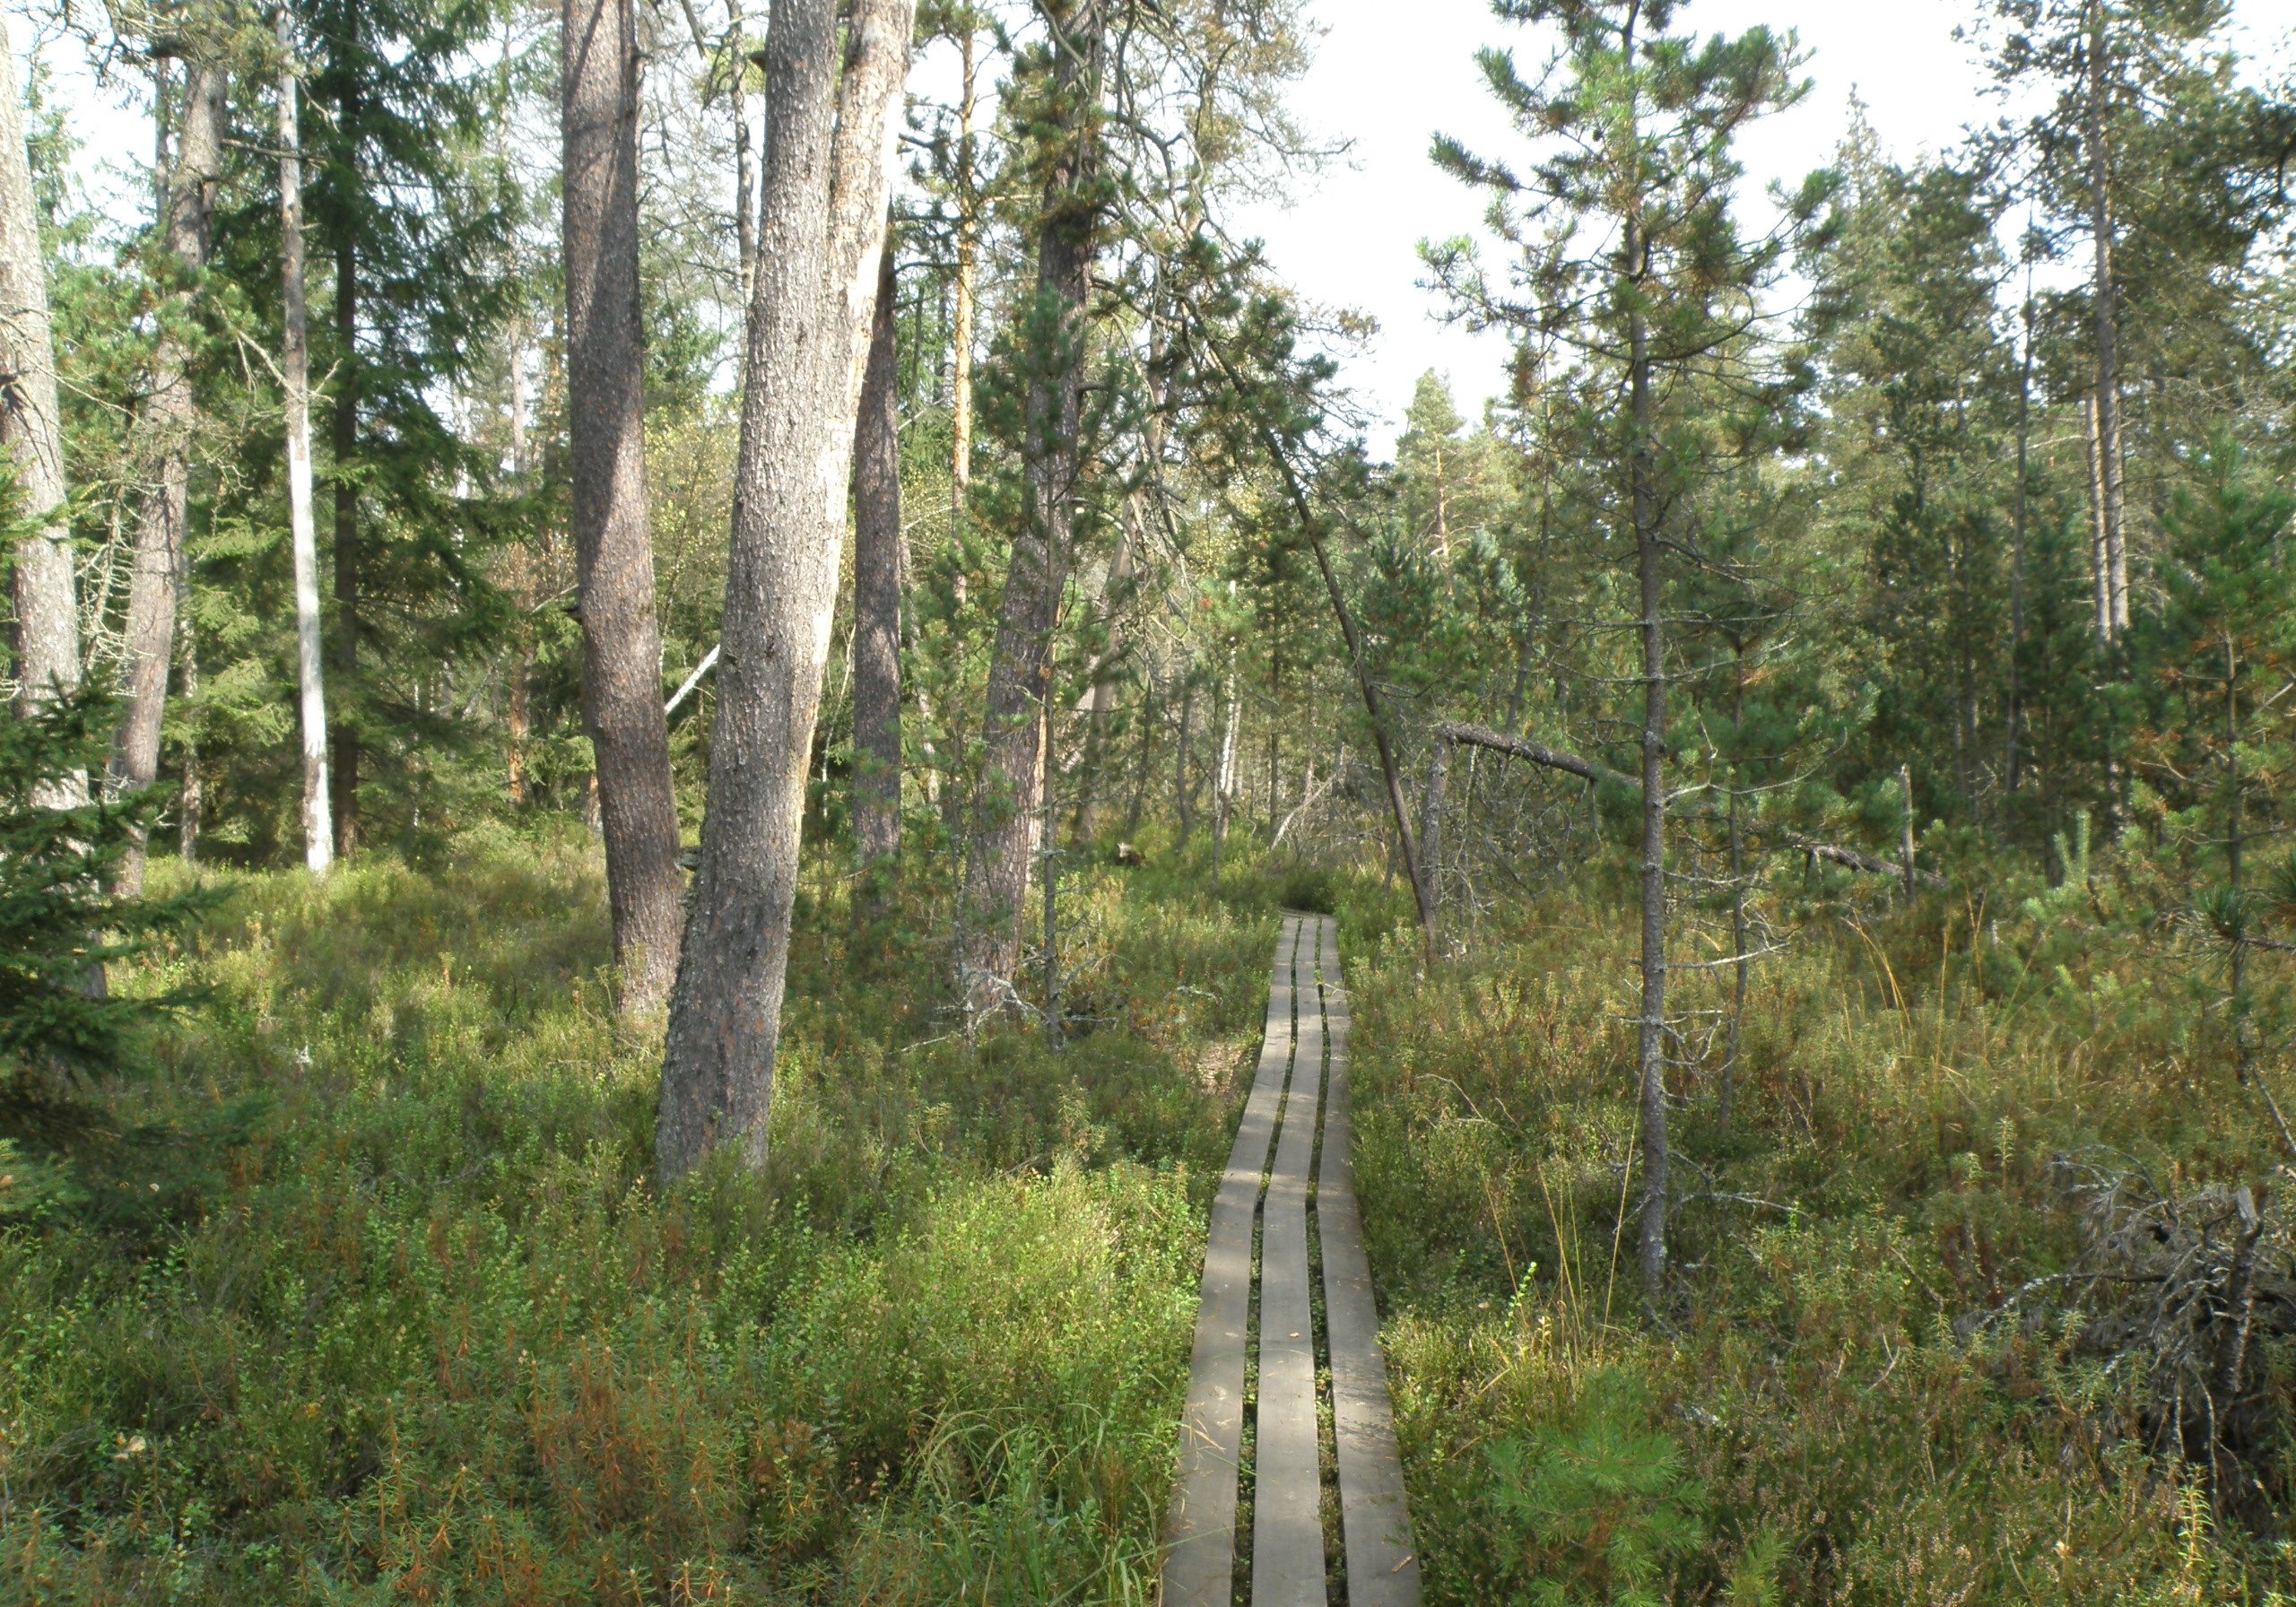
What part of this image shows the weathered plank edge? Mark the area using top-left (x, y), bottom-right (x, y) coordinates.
top-left (1161, 914), bottom-right (1302, 1607)
top-left (1314, 915), bottom-right (1422, 1606)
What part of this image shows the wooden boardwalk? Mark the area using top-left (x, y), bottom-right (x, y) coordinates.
top-left (1163, 913), bottom-right (1419, 1606)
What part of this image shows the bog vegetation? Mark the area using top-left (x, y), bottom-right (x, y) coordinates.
top-left (4, 0), bottom-right (2296, 1601)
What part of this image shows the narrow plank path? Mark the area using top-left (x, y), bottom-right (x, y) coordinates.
top-left (1163, 913), bottom-right (1419, 1606)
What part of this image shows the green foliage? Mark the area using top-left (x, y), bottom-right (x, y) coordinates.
top-left (0, 682), bottom-right (204, 1102)
top-left (0, 833), bottom-right (1271, 1603)
top-left (1485, 1370), bottom-right (1706, 1606)
top-left (1346, 870), bottom-right (2296, 1603)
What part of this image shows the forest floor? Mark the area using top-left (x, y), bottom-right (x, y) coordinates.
top-left (4, 830), bottom-right (2293, 1603)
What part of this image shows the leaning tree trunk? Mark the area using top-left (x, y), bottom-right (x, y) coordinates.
top-left (279, 20), bottom-right (334, 870)
top-left (564, 0), bottom-right (688, 1013)
top-left (851, 234), bottom-right (904, 878)
top-left (110, 59), bottom-right (222, 894)
top-left (0, 16), bottom-right (82, 805)
top-left (657, 0), bottom-right (913, 1180)
top-left (956, 0), bottom-right (1104, 1018)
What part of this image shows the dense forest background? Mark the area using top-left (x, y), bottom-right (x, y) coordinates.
top-left (8, 0), bottom-right (2296, 1601)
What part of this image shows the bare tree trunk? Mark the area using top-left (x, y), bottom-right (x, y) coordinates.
top-left (109, 60), bottom-right (222, 892)
top-left (2006, 275), bottom-right (2032, 797)
top-left (947, 24), bottom-right (979, 604)
top-left (565, 0), bottom-right (688, 1013)
top-left (957, 0), bottom-right (1104, 1015)
top-left (729, 0), bottom-right (754, 302)
top-left (278, 14), bottom-right (335, 872)
top-left (329, 59), bottom-right (362, 860)
top-left (1209, 657), bottom-right (1239, 886)
top-left (1, 17), bottom-right (83, 807)
top-left (505, 321), bottom-right (533, 809)
top-left (1621, 22), bottom-right (1670, 1307)
top-left (1174, 672), bottom-right (1195, 841)
top-left (1420, 734), bottom-right (1449, 942)
top-left (1073, 515), bottom-right (1132, 839)
top-left (1899, 762), bottom-right (1918, 906)
top-left (1040, 699), bottom-right (1060, 1043)
top-left (852, 235), bottom-right (903, 875)
top-left (175, 583), bottom-right (201, 861)
top-left (2086, 0), bottom-right (2128, 640)
top-left (657, 0), bottom-right (913, 1179)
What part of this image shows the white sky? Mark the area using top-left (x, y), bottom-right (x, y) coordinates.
top-left (20, 0), bottom-right (2294, 454)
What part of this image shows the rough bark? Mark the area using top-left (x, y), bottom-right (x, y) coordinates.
top-left (109, 59), bottom-right (222, 893)
top-left (1, 17), bottom-right (83, 805)
top-left (278, 14), bottom-right (334, 873)
top-left (956, 0), bottom-right (1104, 1016)
top-left (564, 0), bottom-right (688, 1013)
top-left (657, 0), bottom-right (913, 1179)
top-left (852, 235), bottom-right (903, 873)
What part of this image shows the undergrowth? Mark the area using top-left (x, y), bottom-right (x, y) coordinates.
top-left (0, 822), bottom-right (1271, 1604)
top-left (1343, 870), bottom-right (2296, 1604)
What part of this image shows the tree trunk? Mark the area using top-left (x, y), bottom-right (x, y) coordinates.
top-left (956, 0), bottom-right (1104, 1017)
top-left (1420, 734), bottom-right (1449, 942)
top-left (657, 0), bottom-right (913, 1180)
top-left (1174, 672), bottom-right (1195, 841)
top-left (947, 24), bottom-right (979, 604)
top-left (329, 64), bottom-right (362, 859)
top-left (729, 0), bottom-right (754, 303)
top-left (1, 17), bottom-right (83, 807)
top-left (1899, 762), bottom-right (1918, 906)
top-left (109, 59), bottom-right (222, 893)
top-left (1209, 657), bottom-right (1239, 886)
top-left (278, 14), bottom-right (335, 873)
top-left (2006, 278), bottom-right (2032, 797)
top-left (564, 0), bottom-right (689, 1013)
top-left (1622, 22), bottom-right (1670, 1308)
top-left (852, 235), bottom-right (904, 875)
top-left (175, 579), bottom-right (201, 861)
top-left (1073, 514), bottom-right (1133, 839)
top-left (2086, 1), bottom-right (2128, 639)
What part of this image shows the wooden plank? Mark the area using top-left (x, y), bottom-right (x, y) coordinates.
top-left (1312, 915), bottom-right (1421, 1605)
top-left (1252, 914), bottom-right (1326, 1606)
top-left (1163, 914), bottom-right (1302, 1607)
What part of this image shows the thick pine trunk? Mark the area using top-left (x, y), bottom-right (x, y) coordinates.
top-left (564, 0), bottom-right (689, 1013)
top-left (1, 18), bottom-right (82, 804)
top-left (111, 61), bottom-right (223, 893)
top-left (657, 0), bottom-right (912, 1179)
top-left (852, 236), bottom-right (904, 874)
top-left (956, 0), bottom-right (1104, 1017)
top-left (278, 16), bottom-right (335, 873)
